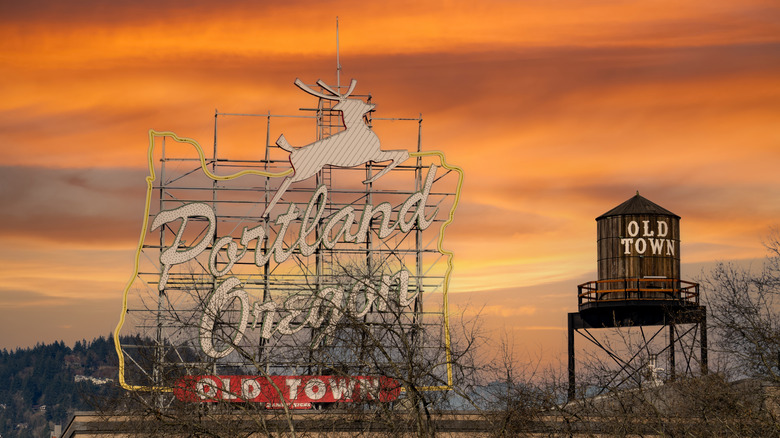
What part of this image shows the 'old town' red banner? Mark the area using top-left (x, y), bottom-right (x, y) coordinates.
top-left (173, 375), bottom-right (401, 409)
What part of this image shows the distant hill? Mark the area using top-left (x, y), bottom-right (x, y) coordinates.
top-left (0, 336), bottom-right (118, 438)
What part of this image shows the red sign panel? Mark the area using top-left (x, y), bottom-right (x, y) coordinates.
top-left (173, 375), bottom-right (401, 409)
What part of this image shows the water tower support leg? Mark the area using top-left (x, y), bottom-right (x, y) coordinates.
top-left (568, 313), bottom-right (576, 400)
top-left (700, 308), bottom-right (708, 375)
top-left (669, 322), bottom-right (676, 381)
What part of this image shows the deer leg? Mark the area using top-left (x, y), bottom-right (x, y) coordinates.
top-left (276, 134), bottom-right (293, 152)
top-left (363, 150), bottom-right (410, 183)
top-left (262, 177), bottom-right (293, 218)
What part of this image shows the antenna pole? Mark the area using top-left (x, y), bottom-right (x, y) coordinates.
top-left (336, 17), bottom-right (341, 90)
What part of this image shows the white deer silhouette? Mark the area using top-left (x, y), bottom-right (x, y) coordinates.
top-left (263, 78), bottom-right (409, 217)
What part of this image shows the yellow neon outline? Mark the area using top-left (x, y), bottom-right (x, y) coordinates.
top-left (113, 130), bottom-right (292, 391)
top-left (408, 151), bottom-right (464, 391)
top-left (114, 131), bottom-right (463, 393)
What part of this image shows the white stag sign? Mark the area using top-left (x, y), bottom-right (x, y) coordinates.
top-left (266, 79), bottom-right (409, 216)
top-left (114, 77), bottom-right (464, 392)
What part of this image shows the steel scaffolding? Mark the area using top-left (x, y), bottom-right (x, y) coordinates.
top-left (118, 83), bottom-right (459, 392)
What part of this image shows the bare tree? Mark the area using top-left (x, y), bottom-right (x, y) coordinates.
top-left (100, 258), bottom-right (485, 438)
top-left (474, 333), bottom-right (562, 437)
top-left (542, 232), bottom-right (780, 437)
top-left (702, 231), bottom-right (780, 384)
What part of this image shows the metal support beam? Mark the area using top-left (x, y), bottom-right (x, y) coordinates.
top-left (669, 322), bottom-right (676, 381)
top-left (568, 305), bottom-right (707, 399)
top-left (700, 308), bottom-right (708, 375)
top-left (567, 313), bottom-right (576, 400)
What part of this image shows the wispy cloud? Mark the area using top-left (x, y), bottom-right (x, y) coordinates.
top-left (0, 0), bottom-right (778, 351)
top-left (0, 166), bottom-right (145, 245)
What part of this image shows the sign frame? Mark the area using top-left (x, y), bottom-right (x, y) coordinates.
top-left (114, 80), bottom-right (463, 397)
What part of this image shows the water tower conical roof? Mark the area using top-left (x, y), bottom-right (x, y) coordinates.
top-left (596, 192), bottom-right (679, 220)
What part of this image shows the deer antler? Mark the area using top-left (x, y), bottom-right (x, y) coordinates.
top-left (293, 78), bottom-right (359, 101)
top-left (316, 79), bottom-right (357, 98)
top-left (294, 78), bottom-right (340, 101)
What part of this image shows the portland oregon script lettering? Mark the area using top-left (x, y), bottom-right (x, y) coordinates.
top-left (151, 164), bottom-right (439, 358)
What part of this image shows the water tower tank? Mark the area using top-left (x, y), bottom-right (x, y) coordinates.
top-left (597, 192), bottom-right (680, 283)
top-left (578, 193), bottom-right (699, 325)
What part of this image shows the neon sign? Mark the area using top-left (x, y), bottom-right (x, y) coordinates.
top-left (114, 78), bottom-right (463, 397)
top-left (174, 375), bottom-right (401, 407)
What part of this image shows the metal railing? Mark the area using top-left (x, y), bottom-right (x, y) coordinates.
top-left (578, 278), bottom-right (699, 307)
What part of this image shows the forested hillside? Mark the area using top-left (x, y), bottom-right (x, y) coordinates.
top-left (0, 336), bottom-right (118, 438)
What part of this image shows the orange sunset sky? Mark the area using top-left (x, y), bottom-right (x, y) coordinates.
top-left (1, 1), bottom-right (779, 363)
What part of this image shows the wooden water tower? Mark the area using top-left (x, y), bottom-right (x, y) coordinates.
top-left (567, 193), bottom-right (707, 399)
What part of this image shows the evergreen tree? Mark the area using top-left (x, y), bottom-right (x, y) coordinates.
top-left (0, 336), bottom-right (117, 437)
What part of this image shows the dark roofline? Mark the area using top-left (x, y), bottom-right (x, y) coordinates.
top-left (597, 192), bottom-right (680, 220)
